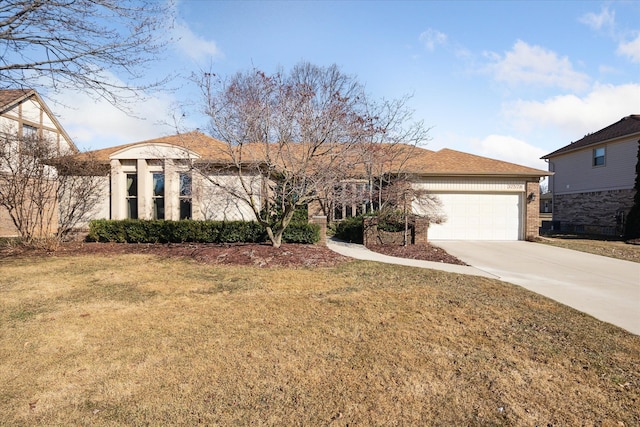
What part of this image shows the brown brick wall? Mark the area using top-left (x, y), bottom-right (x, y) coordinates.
top-left (0, 205), bottom-right (20, 237)
top-left (309, 215), bottom-right (327, 246)
top-left (363, 217), bottom-right (429, 246)
top-left (0, 189), bottom-right (59, 238)
top-left (525, 181), bottom-right (540, 240)
top-left (414, 218), bottom-right (429, 245)
top-left (554, 189), bottom-right (634, 234)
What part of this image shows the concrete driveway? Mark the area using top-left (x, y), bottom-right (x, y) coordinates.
top-left (433, 241), bottom-right (640, 335)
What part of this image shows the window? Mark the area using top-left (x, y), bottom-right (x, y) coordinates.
top-left (22, 124), bottom-right (37, 138)
top-left (332, 181), bottom-right (371, 221)
top-left (179, 173), bottom-right (192, 220)
top-left (152, 173), bottom-right (165, 220)
top-left (593, 147), bottom-right (605, 167)
top-left (126, 174), bottom-right (138, 219)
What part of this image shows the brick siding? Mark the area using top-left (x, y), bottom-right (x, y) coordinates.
top-left (554, 189), bottom-right (634, 235)
top-left (525, 181), bottom-right (540, 240)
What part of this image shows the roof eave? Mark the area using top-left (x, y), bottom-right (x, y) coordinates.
top-left (412, 171), bottom-right (552, 178)
top-left (542, 130), bottom-right (640, 159)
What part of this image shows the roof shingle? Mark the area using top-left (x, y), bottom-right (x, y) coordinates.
top-left (542, 115), bottom-right (640, 159)
top-left (0, 89), bottom-right (35, 111)
top-left (78, 131), bottom-right (548, 177)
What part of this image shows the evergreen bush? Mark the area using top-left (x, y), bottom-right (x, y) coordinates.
top-left (87, 219), bottom-right (320, 244)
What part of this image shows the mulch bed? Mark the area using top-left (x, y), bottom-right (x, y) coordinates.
top-left (0, 241), bottom-right (465, 268)
top-left (367, 243), bottom-right (468, 265)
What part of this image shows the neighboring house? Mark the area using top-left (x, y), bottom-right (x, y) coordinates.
top-left (542, 115), bottom-right (640, 236)
top-left (0, 89), bottom-right (78, 237)
top-left (76, 131), bottom-right (549, 241)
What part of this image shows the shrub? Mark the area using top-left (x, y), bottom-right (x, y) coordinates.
top-left (334, 216), bottom-right (364, 243)
top-left (283, 222), bottom-right (320, 243)
top-left (87, 219), bottom-right (320, 244)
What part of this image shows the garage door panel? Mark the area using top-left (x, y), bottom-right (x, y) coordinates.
top-left (428, 193), bottom-right (522, 240)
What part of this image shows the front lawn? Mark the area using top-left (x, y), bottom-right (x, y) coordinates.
top-left (537, 235), bottom-right (640, 263)
top-left (1, 253), bottom-right (638, 425)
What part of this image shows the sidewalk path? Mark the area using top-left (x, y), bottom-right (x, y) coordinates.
top-left (326, 238), bottom-right (497, 278)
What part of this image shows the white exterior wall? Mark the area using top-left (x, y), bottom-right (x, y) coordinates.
top-left (105, 143), bottom-right (261, 222)
top-left (412, 178), bottom-right (526, 193)
top-left (197, 174), bottom-right (260, 221)
top-left (549, 138), bottom-right (637, 195)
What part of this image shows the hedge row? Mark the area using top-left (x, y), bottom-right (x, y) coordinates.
top-left (87, 219), bottom-right (320, 244)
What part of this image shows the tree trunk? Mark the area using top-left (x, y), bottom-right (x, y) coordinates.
top-left (265, 204), bottom-right (297, 248)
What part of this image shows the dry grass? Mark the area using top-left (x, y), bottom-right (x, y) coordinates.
top-left (538, 236), bottom-right (640, 263)
top-left (1, 254), bottom-right (639, 426)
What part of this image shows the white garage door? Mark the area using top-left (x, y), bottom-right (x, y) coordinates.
top-left (428, 193), bottom-right (522, 240)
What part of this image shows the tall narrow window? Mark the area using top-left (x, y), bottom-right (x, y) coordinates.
top-left (20, 124), bottom-right (38, 154)
top-left (593, 147), bottom-right (606, 167)
top-left (126, 174), bottom-right (138, 219)
top-left (179, 173), bottom-right (192, 220)
top-left (153, 173), bottom-right (165, 220)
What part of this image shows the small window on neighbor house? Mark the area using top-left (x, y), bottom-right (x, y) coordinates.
top-left (593, 147), bottom-right (606, 167)
top-left (179, 173), bottom-right (192, 220)
top-left (126, 174), bottom-right (138, 219)
top-left (152, 173), bottom-right (165, 220)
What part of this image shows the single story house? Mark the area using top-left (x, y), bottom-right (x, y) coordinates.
top-left (74, 131), bottom-right (549, 241)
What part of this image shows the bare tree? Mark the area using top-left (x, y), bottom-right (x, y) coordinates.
top-left (359, 96), bottom-right (431, 212)
top-left (196, 63), bottom-right (385, 247)
top-left (0, 130), bottom-right (106, 244)
top-left (378, 179), bottom-right (446, 246)
top-left (54, 155), bottom-right (109, 240)
top-left (0, 0), bottom-right (173, 105)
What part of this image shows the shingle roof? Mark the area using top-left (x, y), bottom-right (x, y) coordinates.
top-left (0, 89), bottom-right (35, 111)
top-left (75, 131), bottom-right (231, 162)
top-left (78, 131), bottom-right (548, 178)
top-left (406, 148), bottom-right (548, 177)
top-left (542, 115), bottom-right (640, 159)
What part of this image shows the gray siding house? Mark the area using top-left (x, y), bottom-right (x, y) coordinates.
top-left (542, 115), bottom-right (640, 236)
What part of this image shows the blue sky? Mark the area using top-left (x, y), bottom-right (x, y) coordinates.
top-left (53, 0), bottom-right (640, 170)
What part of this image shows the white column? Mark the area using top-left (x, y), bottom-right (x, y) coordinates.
top-left (110, 159), bottom-right (125, 219)
top-left (164, 159), bottom-right (178, 220)
top-left (137, 159), bottom-right (150, 219)
top-left (191, 172), bottom-right (203, 220)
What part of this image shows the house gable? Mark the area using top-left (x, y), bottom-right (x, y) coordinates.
top-left (110, 142), bottom-right (201, 161)
top-left (542, 115), bottom-right (640, 159)
top-left (0, 89), bottom-right (77, 155)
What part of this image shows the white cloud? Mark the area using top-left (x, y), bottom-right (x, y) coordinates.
top-left (474, 134), bottom-right (548, 170)
top-left (173, 20), bottom-right (221, 62)
top-left (55, 92), bottom-right (180, 151)
top-left (485, 40), bottom-right (590, 92)
top-left (502, 82), bottom-right (640, 137)
top-left (46, 69), bottom-right (191, 151)
top-left (579, 6), bottom-right (615, 31)
top-left (617, 33), bottom-right (640, 63)
top-left (419, 29), bottom-right (447, 51)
